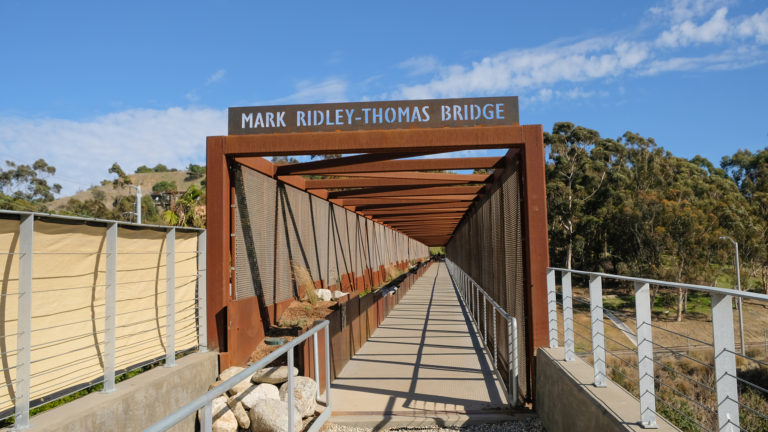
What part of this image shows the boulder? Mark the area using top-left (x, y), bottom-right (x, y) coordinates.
top-left (332, 290), bottom-right (348, 300)
top-left (251, 366), bottom-right (298, 385)
top-left (316, 288), bottom-right (332, 301)
top-left (235, 383), bottom-right (281, 410)
top-left (279, 376), bottom-right (317, 418)
top-left (219, 366), bottom-right (252, 396)
top-left (198, 395), bottom-right (237, 432)
top-left (228, 400), bottom-right (250, 430)
top-left (248, 398), bottom-right (302, 432)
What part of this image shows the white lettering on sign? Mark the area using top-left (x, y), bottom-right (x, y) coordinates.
top-left (441, 103), bottom-right (505, 121)
top-left (242, 111), bottom-right (287, 129)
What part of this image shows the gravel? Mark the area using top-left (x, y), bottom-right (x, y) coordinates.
top-left (321, 416), bottom-right (545, 432)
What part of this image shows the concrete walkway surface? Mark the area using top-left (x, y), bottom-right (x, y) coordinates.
top-left (330, 262), bottom-right (534, 429)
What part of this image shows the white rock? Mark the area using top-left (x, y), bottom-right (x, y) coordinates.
top-left (228, 400), bottom-right (250, 430)
top-left (251, 366), bottom-right (298, 385)
top-left (333, 290), bottom-right (348, 300)
top-left (316, 288), bottom-right (332, 301)
top-left (235, 383), bottom-right (281, 410)
top-left (248, 398), bottom-right (302, 432)
top-left (219, 366), bottom-right (252, 396)
top-left (279, 376), bottom-right (317, 418)
top-left (198, 395), bottom-right (237, 432)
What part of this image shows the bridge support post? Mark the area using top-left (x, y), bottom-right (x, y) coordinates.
top-left (547, 269), bottom-right (558, 348)
top-left (103, 222), bottom-right (117, 393)
top-left (589, 275), bottom-right (606, 387)
top-left (634, 282), bottom-right (657, 428)
top-left (165, 228), bottom-right (176, 367)
top-left (711, 293), bottom-right (740, 431)
top-left (14, 215), bottom-right (33, 430)
top-left (562, 271), bottom-right (574, 361)
top-left (197, 231), bottom-right (207, 353)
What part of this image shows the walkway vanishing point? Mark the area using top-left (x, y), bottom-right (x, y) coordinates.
top-left (330, 262), bottom-right (533, 428)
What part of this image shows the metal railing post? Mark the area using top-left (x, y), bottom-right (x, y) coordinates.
top-left (562, 271), bottom-right (574, 361)
top-left (492, 308), bottom-right (497, 367)
top-left (483, 295), bottom-right (487, 343)
top-left (324, 326), bottom-right (331, 404)
top-left (103, 222), bottom-right (117, 393)
top-left (313, 333), bottom-right (320, 401)
top-left (15, 215), bottom-right (33, 430)
top-left (547, 268), bottom-right (558, 348)
top-left (287, 348), bottom-right (295, 432)
top-left (508, 317), bottom-right (519, 406)
top-left (589, 275), bottom-right (606, 387)
top-left (201, 402), bottom-right (212, 432)
top-left (634, 282), bottom-right (657, 428)
top-left (165, 228), bottom-right (176, 367)
top-left (711, 293), bottom-right (740, 431)
top-left (197, 231), bottom-right (207, 352)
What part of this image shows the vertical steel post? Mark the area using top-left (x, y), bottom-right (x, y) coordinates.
top-left (562, 271), bottom-right (574, 361)
top-left (492, 308), bottom-right (498, 367)
top-left (589, 275), bottom-right (606, 387)
top-left (287, 348), bottom-right (295, 432)
top-left (508, 317), bottom-right (519, 406)
top-left (483, 295), bottom-right (487, 343)
top-left (201, 402), bottom-right (212, 432)
top-left (711, 293), bottom-right (740, 431)
top-left (197, 231), bottom-right (207, 352)
top-left (547, 269), bottom-right (558, 348)
top-left (103, 222), bottom-right (117, 393)
top-left (324, 325), bottom-right (331, 404)
top-left (313, 333), bottom-right (320, 401)
top-left (634, 282), bottom-right (657, 428)
top-left (15, 215), bottom-right (33, 430)
top-left (165, 228), bottom-right (176, 367)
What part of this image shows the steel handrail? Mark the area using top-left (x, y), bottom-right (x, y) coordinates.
top-left (144, 320), bottom-right (332, 432)
top-left (547, 267), bottom-right (768, 302)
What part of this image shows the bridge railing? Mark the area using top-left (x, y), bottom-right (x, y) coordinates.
top-left (145, 320), bottom-right (332, 432)
top-left (0, 210), bottom-right (206, 430)
top-left (547, 267), bottom-right (768, 431)
top-left (445, 259), bottom-right (519, 406)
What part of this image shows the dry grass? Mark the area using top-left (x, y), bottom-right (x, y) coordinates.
top-left (291, 261), bottom-right (318, 305)
top-left (385, 264), bottom-right (400, 282)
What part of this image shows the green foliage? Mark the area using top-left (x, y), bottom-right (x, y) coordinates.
top-left (162, 185), bottom-right (205, 227)
top-left (151, 180), bottom-right (177, 193)
top-left (134, 165), bottom-right (153, 173)
top-left (185, 163), bottom-right (206, 181)
top-left (109, 162), bottom-right (132, 188)
top-left (0, 159), bottom-right (62, 205)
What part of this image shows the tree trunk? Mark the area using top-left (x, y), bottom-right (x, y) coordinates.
top-left (676, 287), bottom-right (684, 322)
top-left (762, 266), bottom-right (768, 295)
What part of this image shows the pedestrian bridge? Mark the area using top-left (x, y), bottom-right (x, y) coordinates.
top-left (1, 97), bottom-right (765, 431)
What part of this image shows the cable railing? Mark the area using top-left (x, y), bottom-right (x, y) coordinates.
top-left (145, 320), bottom-right (332, 432)
top-left (0, 210), bottom-right (207, 429)
top-left (445, 258), bottom-right (520, 406)
top-left (547, 267), bottom-right (768, 432)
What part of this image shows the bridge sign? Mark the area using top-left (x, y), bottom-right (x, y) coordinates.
top-left (228, 96), bottom-right (519, 135)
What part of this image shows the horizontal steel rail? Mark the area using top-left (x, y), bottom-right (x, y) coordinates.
top-left (547, 267), bottom-right (768, 431)
top-left (0, 209), bottom-right (204, 232)
top-left (445, 259), bottom-right (519, 406)
top-left (144, 320), bottom-right (332, 432)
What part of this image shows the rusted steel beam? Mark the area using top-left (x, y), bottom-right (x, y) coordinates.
top-left (220, 125), bottom-right (525, 156)
top-left (304, 176), bottom-right (484, 188)
top-left (354, 201), bottom-right (473, 210)
top-left (329, 172), bottom-right (493, 181)
top-left (328, 185), bottom-right (484, 199)
top-left (376, 215), bottom-right (464, 222)
top-left (271, 157), bottom-right (504, 175)
top-left (273, 151), bottom-right (436, 176)
top-left (338, 196), bottom-right (477, 206)
top-left (234, 156), bottom-right (277, 177)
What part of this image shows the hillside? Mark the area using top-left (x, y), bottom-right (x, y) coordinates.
top-left (50, 171), bottom-right (204, 211)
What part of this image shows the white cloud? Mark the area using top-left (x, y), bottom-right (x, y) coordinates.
top-left (206, 69), bottom-right (226, 85)
top-left (270, 78), bottom-right (348, 104)
top-left (399, 56), bottom-right (440, 76)
top-left (393, 3), bottom-right (768, 101)
top-left (657, 7), bottom-right (730, 47)
top-left (0, 107), bottom-right (226, 195)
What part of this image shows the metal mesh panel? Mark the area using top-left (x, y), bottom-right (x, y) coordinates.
top-left (311, 195), bottom-right (330, 284)
top-left (445, 153), bottom-right (528, 400)
top-left (234, 165), bottom-right (277, 301)
top-left (275, 184), bottom-right (293, 303)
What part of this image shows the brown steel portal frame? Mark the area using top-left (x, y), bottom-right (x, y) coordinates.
top-left (206, 124), bottom-right (549, 388)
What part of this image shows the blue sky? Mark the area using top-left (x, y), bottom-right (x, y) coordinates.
top-left (1, 0), bottom-right (767, 195)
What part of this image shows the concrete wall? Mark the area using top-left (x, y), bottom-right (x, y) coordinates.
top-left (536, 347), bottom-right (680, 432)
top-left (17, 352), bottom-right (218, 432)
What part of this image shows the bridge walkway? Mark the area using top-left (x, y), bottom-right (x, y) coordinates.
top-left (329, 262), bottom-right (529, 428)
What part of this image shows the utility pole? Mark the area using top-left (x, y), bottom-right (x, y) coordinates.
top-left (128, 185), bottom-right (142, 224)
top-left (720, 236), bottom-right (745, 355)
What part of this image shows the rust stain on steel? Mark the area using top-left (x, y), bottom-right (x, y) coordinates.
top-left (353, 201), bottom-right (473, 210)
top-left (205, 136), bottom-right (229, 352)
top-left (274, 151), bottom-right (436, 176)
top-left (338, 196), bottom-right (477, 206)
top-left (220, 125), bottom-right (525, 156)
top-left (281, 156), bottom-right (503, 176)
